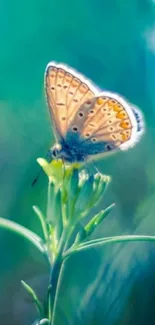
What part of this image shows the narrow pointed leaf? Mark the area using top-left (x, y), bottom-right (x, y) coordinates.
top-left (92, 174), bottom-right (110, 206)
top-left (74, 224), bottom-right (87, 244)
top-left (64, 235), bottom-right (155, 258)
top-left (0, 218), bottom-right (46, 254)
top-left (74, 175), bottom-right (94, 215)
top-left (68, 168), bottom-right (81, 220)
top-left (47, 181), bottom-right (55, 222)
top-left (69, 168), bottom-right (79, 200)
top-left (54, 189), bottom-right (63, 240)
top-left (21, 280), bottom-right (43, 317)
top-left (84, 203), bottom-right (115, 237)
top-left (33, 206), bottom-right (49, 241)
top-left (76, 235), bottom-right (155, 252)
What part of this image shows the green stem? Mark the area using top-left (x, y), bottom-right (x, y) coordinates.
top-left (48, 225), bottom-right (73, 323)
top-left (48, 256), bottom-right (63, 321)
top-left (0, 217), bottom-right (46, 254)
top-left (47, 181), bottom-right (53, 221)
top-left (50, 260), bottom-right (65, 325)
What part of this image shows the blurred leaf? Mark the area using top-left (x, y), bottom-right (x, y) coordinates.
top-left (0, 217), bottom-right (46, 254)
top-left (21, 280), bottom-right (43, 317)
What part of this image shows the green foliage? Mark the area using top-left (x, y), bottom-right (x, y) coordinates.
top-left (1, 158), bottom-right (155, 325)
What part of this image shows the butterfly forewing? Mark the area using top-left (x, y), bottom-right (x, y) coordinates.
top-left (45, 62), bottom-right (98, 139)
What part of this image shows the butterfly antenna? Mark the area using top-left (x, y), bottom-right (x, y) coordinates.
top-left (91, 160), bottom-right (101, 175)
top-left (83, 157), bottom-right (91, 175)
top-left (31, 168), bottom-right (42, 187)
top-left (31, 151), bottom-right (52, 187)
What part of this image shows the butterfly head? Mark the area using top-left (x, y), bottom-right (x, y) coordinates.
top-left (49, 142), bottom-right (76, 162)
top-left (49, 143), bottom-right (63, 160)
top-left (49, 141), bottom-right (86, 163)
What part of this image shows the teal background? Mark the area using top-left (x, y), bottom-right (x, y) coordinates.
top-left (1, 0), bottom-right (155, 324)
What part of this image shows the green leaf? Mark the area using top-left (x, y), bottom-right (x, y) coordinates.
top-left (77, 235), bottom-right (155, 251)
top-left (67, 169), bottom-right (81, 222)
top-left (0, 218), bottom-right (46, 255)
top-left (69, 168), bottom-right (79, 200)
top-left (46, 181), bottom-right (63, 252)
top-left (74, 175), bottom-right (94, 216)
top-left (47, 181), bottom-right (55, 222)
top-left (33, 206), bottom-right (49, 241)
top-left (54, 189), bottom-right (63, 240)
top-left (84, 203), bottom-right (115, 238)
top-left (92, 174), bottom-right (110, 207)
top-left (60, 168), bottom-right (74, 225)
top-left (78, 236), bottom-right (113, 247)
top-left (74, 224), bottom-right (87, 244)
top-left (64, 235), bottom-right (155, 258)
top-left (21, 280), bottom-right (43, 317)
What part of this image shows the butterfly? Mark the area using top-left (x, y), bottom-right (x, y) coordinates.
top-left (45, 61), bottom-right (144, 164)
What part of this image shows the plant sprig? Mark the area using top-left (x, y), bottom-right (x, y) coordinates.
top-left (1, 158), bottom-right (155, 325)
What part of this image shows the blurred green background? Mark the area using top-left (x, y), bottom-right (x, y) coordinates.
top-left (1, 0), bottom-right (155, 324)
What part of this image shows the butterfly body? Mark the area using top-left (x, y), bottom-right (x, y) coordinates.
top-left (50, 135), bottom-right (116, 163)
top-left (50, 141), bottom-right (87, 162)
top-left (45, 62), bottom-right (144, 163)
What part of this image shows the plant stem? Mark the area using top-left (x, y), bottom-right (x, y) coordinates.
top-left (48, 255), bottom-right (63, 321)
top-left (48, 226), bottom-right (71, 322)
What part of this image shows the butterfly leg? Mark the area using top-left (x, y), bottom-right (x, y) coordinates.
top-left (89, 160), bottom-right (101, 175)
top-left (31, 169), bottom-right (42, 186)
top-left (83, 157), bottom-right (92, 176)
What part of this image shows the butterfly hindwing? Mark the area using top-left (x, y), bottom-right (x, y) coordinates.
top-left (65, 92), bottom-right (144, 157)
top-left (45, 62), bottom-right (98, 139)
